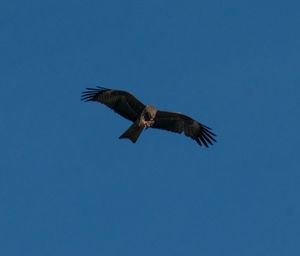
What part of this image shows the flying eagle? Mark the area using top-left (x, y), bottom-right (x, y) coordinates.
top-left (81, 87), bottom-right (216, 147)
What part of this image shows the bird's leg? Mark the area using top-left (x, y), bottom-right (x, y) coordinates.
top-left (143, 120), bottom-right (155, 128)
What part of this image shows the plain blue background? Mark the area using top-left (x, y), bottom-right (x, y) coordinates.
top-left (1, 0), bottom-right (300, 255)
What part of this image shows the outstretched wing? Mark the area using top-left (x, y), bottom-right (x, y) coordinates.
top-left (81, 86), bottom-right (145, 122)
top-left (152, 111), bottom-right (216, 147)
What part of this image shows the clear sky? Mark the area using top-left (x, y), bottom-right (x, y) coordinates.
top-left (1, 0), bottom-right (300, 255)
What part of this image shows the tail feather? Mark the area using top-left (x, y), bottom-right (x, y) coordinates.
top-left (119, 122), bottom-right (144, 143)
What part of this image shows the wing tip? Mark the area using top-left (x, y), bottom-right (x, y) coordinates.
top-left (195, 125), bottom-right (217, 148)
top-left (80, 86), bottom-right (111, 102)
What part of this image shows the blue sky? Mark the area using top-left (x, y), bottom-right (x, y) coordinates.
top-left (1, 0), bottom-right (300, 255)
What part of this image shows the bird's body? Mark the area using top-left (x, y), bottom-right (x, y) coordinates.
top-left (81, 86), bottom-right (216, 147)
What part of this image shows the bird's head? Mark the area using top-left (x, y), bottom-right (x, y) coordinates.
top-left (143, 105), bottom-right (157, 121)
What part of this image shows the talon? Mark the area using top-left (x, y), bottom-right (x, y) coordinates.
top-left (143, 120), bottom-right (154, 128)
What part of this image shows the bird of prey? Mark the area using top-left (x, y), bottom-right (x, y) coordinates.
top-left (81, 86), bottom-right (216, 147)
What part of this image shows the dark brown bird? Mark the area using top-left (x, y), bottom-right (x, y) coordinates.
top-left (81, 86), bottom-right (216, 147)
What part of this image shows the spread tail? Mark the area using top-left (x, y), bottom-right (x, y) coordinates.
top-left (119, 122), bottom-right (144, 143)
